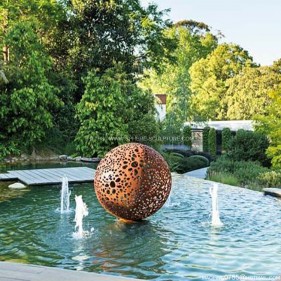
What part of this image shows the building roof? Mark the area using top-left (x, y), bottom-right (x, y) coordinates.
top-left (184, 120), bottom-right (254, 131)
top-left (155, 94), bottom-right (167, 105)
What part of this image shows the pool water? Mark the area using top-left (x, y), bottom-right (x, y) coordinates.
top-left (0, 173), bottom-right (281, 281)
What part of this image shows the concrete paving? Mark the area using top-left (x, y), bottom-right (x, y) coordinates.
top-left (0, 262), bottom-right (143, 281)
top-left (186, 167), bottom-right (208, 179)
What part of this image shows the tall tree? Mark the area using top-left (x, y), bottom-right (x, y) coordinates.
top-left (60, 0), bottom-right (176, 101)
top-left (140, 20), bottom-right (218, 138)
top-left (224, 65), bottom-right (281, 120)
top-left (189, 43), bottom-right (254, 120)
top-left (255, 84), bottom-right (281, 168)
top-left (75, 65), bottom-right (159, 157)
top-left (0, 1), bottom-right (63, 156)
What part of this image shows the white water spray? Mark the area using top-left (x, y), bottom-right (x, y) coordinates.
top-left (73, 195), bottom-right (89, 238)
top-left (60, 176), bottom-right (71, 213)
top-left (209, 183), bottom-right (223, 227)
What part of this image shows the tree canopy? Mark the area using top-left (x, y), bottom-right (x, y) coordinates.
top-left (75, 65), bottom-right (159, 157)
top-left (189, 43), bottom-right (254, 120)
top-left (0, 0), bottom-right (175, 158)
top-left (1, 1), bottom-right (281, 162)
top-left (224, 66), bottom-right (281, 120)
top-left (255, 85), bottom-right (281, 168)
top-left (140, 20), bottom-right (218, 137)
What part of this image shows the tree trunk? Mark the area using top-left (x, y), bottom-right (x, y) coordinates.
top-left (3, 45), bottom-right (9, 62)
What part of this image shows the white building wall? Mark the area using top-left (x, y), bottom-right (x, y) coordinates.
top-left (155, 104), bottom-right (166, 121)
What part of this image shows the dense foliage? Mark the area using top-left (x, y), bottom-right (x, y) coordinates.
top-left (207, 156), bottom-right (270, 191)
top-left (255, 84), bottom-right (281, 169)
top-left (140, 20), bottom-right (218, 127)
top-left (75, 67), bottom-right (159, 157)
top-left (202, 127), bottom-right (210, 152)
top-left (177, 156), bottom-right (208, 174)
top-left (0, 18), bottom-right (61, 156)
top-left (208, 128), bottom-right (217, 157)
top-left (227, 129), bottom-right (270, 166)
top-left (221, 128), bottom-right (232, 153)
top-left (189, 43), bottom-right (255, 120)
top-left (159, 115), bottom-right (183, 145)
top-left (224, 66), bottom-right (280, 119)
top-left (182, 126), bottom-right (192, 147)
top-left (0, 0), bottom-right (281, 166)
top-left (0, 0), bottom-right (174, 159)
top-left (207, 128), bottom-right (278, 190)
top-left (161, 151), bottom-right (209, 174)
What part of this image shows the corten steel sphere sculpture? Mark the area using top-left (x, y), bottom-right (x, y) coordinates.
top-left (94, 143), bottom-right (172, 222)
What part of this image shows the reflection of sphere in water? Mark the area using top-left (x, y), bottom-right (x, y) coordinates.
top-left (94, 143), bottom-right (171, 222)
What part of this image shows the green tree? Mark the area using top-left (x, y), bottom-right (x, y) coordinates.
top-left (222, 128), bottom-right (232, 153)
top-left (159, 113), bottom-right (183, 145)
top-left (203, 126), bottom-right (210, 152)
top-left (189, 43), bottom-right (254, 120)
top-left (141, 20), bottom-right (218, 124)
top-left (0, 0), bottom-right (70, 157)
top-left (75, 69), bottom-right (129, 157)
top-left (1, 0), bottom-right (173, 158)
top-left (125, 84), bottom-right (160, 147)
top-left (62, 0), bottom-right (176, 101)
top-left (255, 86), bottom-right (281, 168)
top-left (224, 66), bottom-right (281, 120)
top-left (182, 125), bottom-right (192, 147)
top-left (0, 20), bottom-right (61, 156)
top-left (208, 128), bottom-right (217, 157)
top-left (75, 66), bottom-right (160, 157)
top-left (227, 129), bottom-right (270, 166)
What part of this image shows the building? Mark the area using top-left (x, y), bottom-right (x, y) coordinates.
top-left (155, 94), bottom-right (167, 121)
top-left (184, 120), bottom-right (254, 152)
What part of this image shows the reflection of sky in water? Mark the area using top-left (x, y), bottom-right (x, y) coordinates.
top-left (0, 174), bottom-right (281, 281)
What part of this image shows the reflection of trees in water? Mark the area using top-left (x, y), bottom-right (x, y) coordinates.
top-left (89, 220), bottom-right (169, 279)
top-left (0, 183), bottom-right (29, 202)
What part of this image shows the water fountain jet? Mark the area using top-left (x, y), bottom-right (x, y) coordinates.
top-left (73, 195), bottom-right (89, 239)
top-left (60, 176), bottom-right (71, 214)
top-left (209, 183), bottom-right (223, 227)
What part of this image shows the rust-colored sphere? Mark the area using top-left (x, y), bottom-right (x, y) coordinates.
top-left (94, 143), bottom-right (172, 221)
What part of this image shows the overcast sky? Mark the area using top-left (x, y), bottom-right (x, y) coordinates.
top-left (141, 0), bottom-right (281, 66)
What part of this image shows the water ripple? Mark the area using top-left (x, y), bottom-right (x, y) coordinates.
top-left (0, 176), bottom-right (281, 280)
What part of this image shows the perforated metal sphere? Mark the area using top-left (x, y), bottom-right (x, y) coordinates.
top-left (94, 143), bottom-right (172, 222)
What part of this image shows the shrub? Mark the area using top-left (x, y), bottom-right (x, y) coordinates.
top-left (161, 152), bottom-right (208, 174)
top-left (163, 149), bottom-right (194, 157)
top-left (189, 155), bottom-right (209, 166)
top-left (208, 128), bottom-right (217, 158)
top-left (75, 67), bottom-right (159, 157)
top-left (227, 129), bottom-right (270, 166)
top-left (163, 149), bottom-right (213, 162)
top-left (258, 171), bottom-right (281, 188)
top-left (182, 126), bottom-right (192, 147)
top-left (161, 152), bottom-right (184, 172)
top-left (207, 156), bottom-right (269, 191)
top-left (177, 157), bottom-right (207, 174)
top-left (194, 151), bottom-right (213, 162)
top-left (203, 126), bottom-right (210, 152)
top-left (75, 70), bottom-right (129, 157)
top-left (0, 141), bottom-right (20, 160)
top-left (222, 127), bottom-right (232, 153)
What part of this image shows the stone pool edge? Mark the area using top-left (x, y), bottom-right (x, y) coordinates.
top-left (0, 261), bottom-right (144, 281)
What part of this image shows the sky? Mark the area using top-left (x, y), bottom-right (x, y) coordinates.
top-left (141, 0), bottom-right (281, 66)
